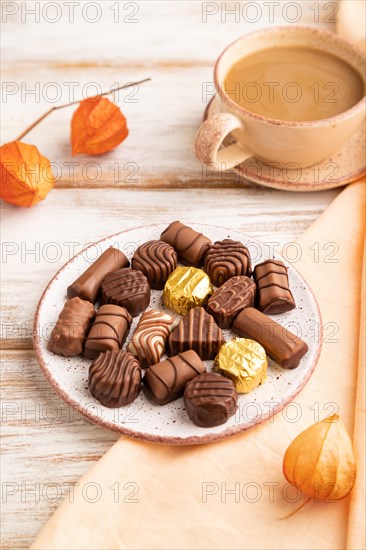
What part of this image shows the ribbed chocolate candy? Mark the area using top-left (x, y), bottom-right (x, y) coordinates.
top-left (84, 304), bottom-right (132, 360)
top-left (48, 297), bottom-right (95, 357)
top-left (168, 306), bottom-right (224, 360)
top-left (204, 239), bottom-right (251, 286)
top-left (253, 259), bottom-right (296, 314)
top-left (207, 276), bottom-right (256, 329)
top-left (160, 221), bottom-right (211, 267)
top-left (127, 309), bottom-right (177, 368)
top-left (184, 372), bottom-right (237, 427)
top-left (143, 350), bottom-right (205, 405)
top-left (89, 350), bottom-right (142, 408)
top-left (132, 240), bottom-right (178, 290)
top-left (101, 268), bottom-right (150, 317)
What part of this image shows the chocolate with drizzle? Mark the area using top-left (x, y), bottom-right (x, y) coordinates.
top-left (253, 259), bottom-right (295, 314)
top-left (101, 268), bottom-right (150, 317)
top-left (89, 350), bottom-right (142, 407)
top-left (132, 240), bottom-right (178, 290)
top-left (207, 276), bottom-right (256, 328)
top-left (160, 221), bottom-right (211, 267)
top-left (204, 239), bottom-right (251, 287)
top-left (84, 304), bottom-right (132, 359)
top-left (143, 349), bottom-right (205, 405)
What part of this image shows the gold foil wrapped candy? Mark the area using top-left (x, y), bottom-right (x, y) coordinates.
top-left (215, 338), bottom-right (267, 393)
top-left (163, 266), bottom-right (213, 316)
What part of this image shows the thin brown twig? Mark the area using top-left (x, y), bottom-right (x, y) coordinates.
top-left (15, 78), bottom-right (151, 141)
top-left (279, 497), bottom-right (312, 520)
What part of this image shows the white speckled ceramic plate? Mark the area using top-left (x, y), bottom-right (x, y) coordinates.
top-left (33, 224), bottom-right (322, 445)
top-left (204, 97), bottom-right (365, 192)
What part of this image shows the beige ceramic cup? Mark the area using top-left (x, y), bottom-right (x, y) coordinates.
top-left (195, 26), bottom-right (365, 170)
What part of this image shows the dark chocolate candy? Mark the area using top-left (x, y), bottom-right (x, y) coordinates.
top-left (132, 240), bottom-right (178, 290)
top-left (67, 247), bottom-right (129, 303)
top-left (232, 307), bottom-right (308, 369)
top-left (160, 221), bottom-right (211, 267)
top-left (89, 350), bottom-right (142, 408)
top-left (168, 307), bottom-right (224, 360)
top-left (207, 276), bottom-right (256, 329)
top-left (253, 259), bottom-right (296, 314)
top-left (84, 304), bottom-right (132, 360)
top-left (48, 297), bottom-right (95, 357)
top-left (204, 239), bottom-right (251, 286)
top-left (184, 372), bottom-right (237, 427)
top-left (143, 350), bottom-right (205, 405)
top-left (101, 268), bottom-right (150, 317)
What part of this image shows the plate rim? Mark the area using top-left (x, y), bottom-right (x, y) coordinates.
top-left (33, 223), bottom-right (323, 445)
top-left (203, 97), bottom-right (365, 192)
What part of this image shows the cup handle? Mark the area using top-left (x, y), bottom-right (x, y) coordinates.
top-left (194, 112), bottom-right (253, 171)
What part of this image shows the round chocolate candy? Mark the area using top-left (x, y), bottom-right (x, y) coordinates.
top-left (215, 338), bottom-right (267, 393)
top-left (101, 268), bottom-right (150, 317)
top-left (89, 350), bottom-right (142, 408)
top-left (184, 372), bottom-right (237, 427)
top-left (132, 240), bottom-right (178, 290)
top-left (204, 239), bottom-right (251, 287)
top-left (163, 266), bottom-right (213, 316)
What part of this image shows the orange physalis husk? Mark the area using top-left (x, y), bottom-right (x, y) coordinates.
top-left (0, 141), bottom-right (55, 208)
top-left (71, 96), bottom-right (129, 156)
top-left (283, 414), bottom-right (356, 505)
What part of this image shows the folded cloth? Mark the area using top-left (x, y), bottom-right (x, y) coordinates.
top-left (31, 180), bottom-right (365, 550)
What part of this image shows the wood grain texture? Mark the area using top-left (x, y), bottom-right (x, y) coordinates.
top-left (1, 1), bottom-right (338, 548)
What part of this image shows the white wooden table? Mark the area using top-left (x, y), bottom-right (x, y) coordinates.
top-left (1, 2), bottom-right (340, 547)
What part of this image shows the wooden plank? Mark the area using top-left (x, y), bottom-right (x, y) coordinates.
top-left (1, 187), bottom-right (338, 348)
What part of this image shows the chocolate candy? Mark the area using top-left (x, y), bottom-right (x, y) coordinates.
top-left (163, 266), bottom-right (213, 315)
top-left (101, 268), bottom-right (150, 317)
top-left (127, 309), bottom-right (177, 368)
top-left (184, 372), bottom-right (237, 427)
top-left (215, 338), bottom-right (267, 393)
top-left (204, 239), bottom-right (251, 286)
top-left (207, 276), bottom-right (256, 329)
top-left (84, 304), bottom-right (132, 360)
top-left (160, 221), bottom-right (211, 266)
top-left (169, 307), bottom-right (224, 360)
top-left (143, 350), bottom-right (205, 405)
top-left (89, 350), bottom-right (142, 408)
top-left (253, 259), bottom-right (295, 314)
top-left (67, 247), bottom-right (129, 303)
top-left (48, 297), bottom-right (95, 357)
top-left (132, 240), bottom-right (178, 290)
top-left (233, 307), bottom-right (308, 369)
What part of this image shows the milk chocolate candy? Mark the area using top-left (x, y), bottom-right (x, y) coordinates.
top-left (48, 297), bottom-right (95, 357)
top-left (184, 372), bottom-right (237, 427)
top-left (101, 268), bottom-right (150, 317)
top-left (233, 307), bottom-right (308, 369)
top-left (84, 304), bottom-right (132, 360)
top-left (132, 240), bottom-right (178, 290)
top-left (127, 309), bottom-right (177, 368)
top-left (143, 350), bottom-right (205, 405)
top-left (160, 221), bottom-right (211, 266)
top-left (89, 350), bottom-right (142, 408)
top-left (207, 276), bottom-right (256, 329)
top-left (253, 259), bottom-right (295, 314)
top-left (67, 247), bottom-right (129, 303)
top-left (168, 307), bottom-right (224, 360)
top-left (204, 239), bottom-right (251, 287)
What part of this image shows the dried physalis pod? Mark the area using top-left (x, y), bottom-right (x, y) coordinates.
top-left (253, 259), bottom-right (295, 314)
top-left (89, 350), bottom-right (142, 408)
top-left (204, 239), bottom-right (251, 286)
top-left (84, 304), bottom-right (132, 360)
top-left (168, 307), bottom-right (224, 360)
top-left (132, 240), bottom-right (178, 290)
top-left (48, 297), bottom-right (95, 357)
top-left (127, 309), bottom-right (177, 368)
top-left (283, 414), bottom-right (356, 505)
top-left (207, 276), bottom-right (256, 329)
top-left (160, 221), bottom-right (211, 267)
top-left (101, 268), bottom-right (150, 317)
